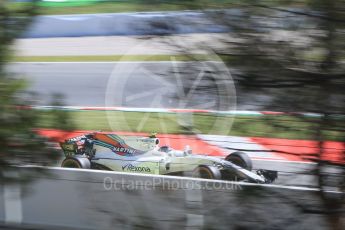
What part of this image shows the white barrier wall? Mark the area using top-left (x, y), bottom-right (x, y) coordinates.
top-left (0, 167), bottom-right (330, 229)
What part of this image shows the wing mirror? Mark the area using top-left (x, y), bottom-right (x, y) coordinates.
top-left (184, 145), bottom-right (192, 155)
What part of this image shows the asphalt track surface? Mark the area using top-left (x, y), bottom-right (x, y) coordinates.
top-left (24, 10), bottom-right (231, 38)
top-left (9, 62), bottom-right (269, 110)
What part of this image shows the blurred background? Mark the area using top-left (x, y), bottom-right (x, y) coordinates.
top-left (0, 0), bottom-right (344, 229)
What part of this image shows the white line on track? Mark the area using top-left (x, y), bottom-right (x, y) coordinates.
top-left (252, 158), bottom-right (316, 164)
top-left (22, 165), bottom-right (329, 192)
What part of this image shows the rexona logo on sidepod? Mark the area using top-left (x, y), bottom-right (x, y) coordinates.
top-left (122, 163), bottom-right (151, 172)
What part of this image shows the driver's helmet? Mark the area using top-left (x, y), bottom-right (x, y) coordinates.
top-left (149, 132), bottom-right (157, 138)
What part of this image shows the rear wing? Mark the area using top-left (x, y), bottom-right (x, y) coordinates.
top-left (59, 133), bottom-right (94, 156)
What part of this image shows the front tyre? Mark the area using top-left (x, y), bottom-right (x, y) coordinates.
top-left (61, 156), bottom-right (91, 169)
top-left (225, 151), bottom-right (252, 171)
top-left (192, 165), bottom-right (222, 180)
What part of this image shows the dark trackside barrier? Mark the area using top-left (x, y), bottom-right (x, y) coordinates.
top-left (0, 167), bottom-right (336, 229)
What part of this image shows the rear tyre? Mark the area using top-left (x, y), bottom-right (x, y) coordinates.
top-left (61, 156), bottom-right (91, 169)
top-left (225, 151), bottom-right (252, 171)
top-left (192, 165), bottom-right (222, 180)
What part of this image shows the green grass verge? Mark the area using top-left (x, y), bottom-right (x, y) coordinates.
top-left (13, 54), bottom-right (217, 62)
top-left (9, 1), bottom-right (236, 15)
top-left (14, 55), bottom-right (343, 64)
top-left (38, 110), bottom-right (344, 141)
top-left (8, 1), bottom-right (306, 15)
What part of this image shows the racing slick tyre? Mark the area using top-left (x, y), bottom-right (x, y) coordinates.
top-left (225, 151), bottom-right (252, 171)
top-left (61, 156), bottom-right (91, 169)
top-left (192, 165), bottom-right (222, 180)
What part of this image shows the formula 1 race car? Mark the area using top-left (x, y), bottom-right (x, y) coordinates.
top-left (60, 132), bottom-right (277, 183)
